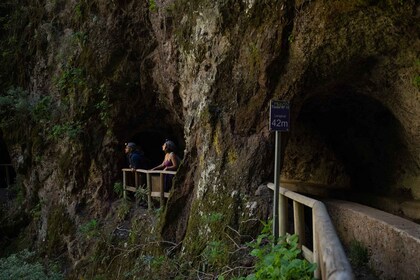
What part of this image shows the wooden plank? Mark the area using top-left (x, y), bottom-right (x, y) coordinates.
top-left (294, 201), bottom-right (305, 248)
top-left (125, 186), bottom-right (137, 192)
top-left (151, 191), bottom-right (170, 198)
top-left (302, 245), bottom-right (313, 263)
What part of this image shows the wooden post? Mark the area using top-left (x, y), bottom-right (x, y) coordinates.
top-left (293, 201), bottom-right (305, 249)
top-left (280, 194), bottom-right (287, 236)
top-left (313, 210), bottom-right (320, 279)
top-left (122, 170), bottom-right (127, 200)
top-left (159, 173), bottom-right (165, 207)
top-left (134, 171), bottom-right (139, 188)
top-left (147, 173), bottom-right (152, 210)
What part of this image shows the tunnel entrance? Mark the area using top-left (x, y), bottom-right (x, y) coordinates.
top-left (0, 133), bottom-right (16, 188)
top-left (286, 86), bottom-right (410, 197)
top-left (125, 129), bottom-right (184, 169)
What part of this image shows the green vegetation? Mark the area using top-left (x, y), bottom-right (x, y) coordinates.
top-left (0, 87), bottom-right (32, 130)
top-left (0, 250), bottom-right (63, 280)
top-left (49, 121), bottom-right (82, 140)
top-left (135, 185), bottom-right (148, 202)
top-left (239, 220), bottom-right (316, 280)
top-left (349, 239), bottom-right (369, 267)
top-left (113, 182), bottom-right (124, 198)
top-left (79, 219), bottom-right (100, 239)
top-left (117, 200), bottom-right (131, 221)
top-left (148, 0), bottom-right (158, 12)
top-left (45, 205), bottom-right (75, 256)
top-left (95, 84), bottom-right (112, 127)
top-left (56, 66), bottom-right (87, 95)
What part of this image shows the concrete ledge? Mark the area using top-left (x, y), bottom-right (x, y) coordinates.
top-left (325, 200), bottom-right (420, 280)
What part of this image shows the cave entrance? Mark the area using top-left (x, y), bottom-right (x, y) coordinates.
top-left (126, 129), bottom-right (184, 169)
top-left (290, 87), bottom-right (409, 196)
top-left (0, 134), bottom-right (16, 188)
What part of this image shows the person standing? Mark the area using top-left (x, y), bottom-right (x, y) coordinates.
top-left (151, 140), bottom-right (180, 191)
top-left (125, 142), bottom-right (148, 170)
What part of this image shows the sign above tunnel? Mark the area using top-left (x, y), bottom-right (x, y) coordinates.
top-left (270, 100), bottom-right (290, 131)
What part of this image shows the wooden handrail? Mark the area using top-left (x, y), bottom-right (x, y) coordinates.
top-left (121, 168), bottom-right (176, 175)
top-left (267, 182), bottom-right (354, 280)
top-left (121, 168), bottom-right (177, 209)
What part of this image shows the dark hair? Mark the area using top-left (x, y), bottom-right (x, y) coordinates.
top-left (164, 139), bottom-right (176, 152)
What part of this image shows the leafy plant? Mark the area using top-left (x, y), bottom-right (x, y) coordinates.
top-left (72, 31), bottom-right (88, 47)
top-left (135, 185), bottom-right (148, 201)
top-left (148, 0), bottom-right (157, 12)
top-left (0, 250), bottom-right (63, 280)
top-left (117, 200), bottom-right (131, 221)
top-left (202, 240), bottom-right (229, 268)
top-left (413, 75), bottom-right (420, 89)
top-left (202, 212), bottom-right (224, 225)
top-left (95, 84), bottom-right (111, 127)
top-left (113, 182), bottom-right (124, 198)
top-left (49, 121), bottom-right (82, 140)
top-left (79, 219), bottom-right (100, 239)
top-left (55, 66), bottom-right (86, 95)
top-left (243, 221), bottom-right (316, 280)
top-left (0, 87), bottom-right (31, 129)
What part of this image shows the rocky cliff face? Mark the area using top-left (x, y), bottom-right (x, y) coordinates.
top-left (0, 0), bottom-right (418, 276)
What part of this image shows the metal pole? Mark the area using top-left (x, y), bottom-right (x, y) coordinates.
top-left (273, 131), bottom-right (281, 243)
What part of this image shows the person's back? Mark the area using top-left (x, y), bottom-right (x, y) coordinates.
top-left (130, 150), bottom-right (149, 170)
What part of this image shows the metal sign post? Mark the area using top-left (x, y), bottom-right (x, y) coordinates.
top-left (269, 100), bottom-right (290, 243)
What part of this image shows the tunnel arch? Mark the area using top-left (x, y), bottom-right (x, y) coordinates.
top-left (284, 85), bottom-right (412, 198)
top-left (119, 122), bottom-right (185, 170)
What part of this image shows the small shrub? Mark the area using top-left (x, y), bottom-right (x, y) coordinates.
top-left (202, 240), bottom-right (229, 268)
top-left (204, 212), bottom-right (224, 224)
top-left (117, 200), bottom-right (131, 221)
top-left (79, 219), bottom-right (100, 239)
top-left (244, 221), bottom-right (316, 280)
top-left (49, 121), bottom-right (82, 140)
top-left (135, 185), bottom-right (148, 202)
top-left (113, 182), bottom-right (124, 198)
top-left (0, 250), bottom-right (63, 280)
top-left (0, 87), bottom-right (31, 129)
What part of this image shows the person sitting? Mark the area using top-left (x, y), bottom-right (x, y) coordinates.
top-left (151, 140), bottom-right (180, 191)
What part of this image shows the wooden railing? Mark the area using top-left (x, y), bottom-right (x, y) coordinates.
top-left (122, 168), bottom-right (176, 209)
top-left (0, 164), bottom-right (13, 187)
top-left (267, 182), bottom-right (354, 280)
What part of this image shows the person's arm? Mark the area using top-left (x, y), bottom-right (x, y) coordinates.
top-left (164, 153), bottom-right (179, 171)
top-left (151, 161), bottom-right (165, 170)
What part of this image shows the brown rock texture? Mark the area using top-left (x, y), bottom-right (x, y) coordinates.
top-left (0, 0), bottom-right (418, 275)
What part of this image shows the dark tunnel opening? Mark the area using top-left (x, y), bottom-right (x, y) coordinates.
top-left (122, 128), bottom-right (185, 170)
top-left (297, 87), bottom-right (408, 196)
top-left (0, 132), bottom-right (16, 188)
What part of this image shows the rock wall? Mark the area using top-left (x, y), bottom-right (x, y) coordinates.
top-left (0, 0), bottom-right (418, 273)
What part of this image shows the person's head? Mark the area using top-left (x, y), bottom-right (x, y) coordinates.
top-left (162, 139), bottom-right (176, 153)
top-left (125, 142), bottom-right (136, 154)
